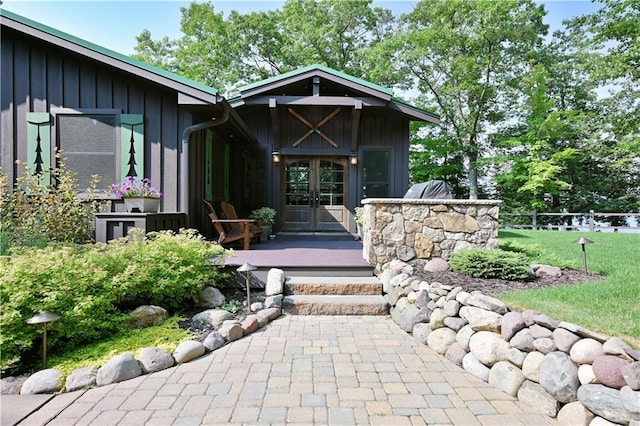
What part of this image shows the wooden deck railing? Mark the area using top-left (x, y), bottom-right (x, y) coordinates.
top-left (500, 211), bottom-right (640, 233)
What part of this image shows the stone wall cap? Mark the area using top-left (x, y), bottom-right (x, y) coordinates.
top-left (362, 198), bottom-right (503, 206)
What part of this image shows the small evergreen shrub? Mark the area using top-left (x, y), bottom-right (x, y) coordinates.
top-left (0, 229), bottom-right (228, 374)
top-left (450, 248), bottom-right (532, 280)
top-left (498, 240), bottom-right (543, 259)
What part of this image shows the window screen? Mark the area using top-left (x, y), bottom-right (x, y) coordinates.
top-left (57, 114), bottom-right (117, 191)
top-left (362, 150), bottom-right (390, 198)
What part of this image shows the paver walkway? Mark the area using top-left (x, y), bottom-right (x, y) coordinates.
top-left (8, 316), bottom-right (556, 425)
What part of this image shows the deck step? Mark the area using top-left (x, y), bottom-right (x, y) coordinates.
top-left (285, 276), bottom-right (382, 296)
top-left (283, 295), bottom-right (389, 316)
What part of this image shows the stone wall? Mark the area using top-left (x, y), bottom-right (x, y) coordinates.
top-left (362, 199), bottom-right (501, 272)
top-left (382, 269), bottom-right (640, 425)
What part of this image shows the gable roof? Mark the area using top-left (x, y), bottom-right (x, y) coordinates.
top-left (231, 64), bottom-right (440, 124)
top-left (0, 8), bottom-right (221, 105)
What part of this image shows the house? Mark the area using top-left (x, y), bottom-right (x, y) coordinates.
top-left (1, 9), bottom-right (439, 240)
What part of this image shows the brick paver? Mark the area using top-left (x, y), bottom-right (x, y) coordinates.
top-left (14, 316), bottom-right (557, 425)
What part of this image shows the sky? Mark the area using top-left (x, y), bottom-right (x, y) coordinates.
top-left (1, 0), bottom-right (604, 57)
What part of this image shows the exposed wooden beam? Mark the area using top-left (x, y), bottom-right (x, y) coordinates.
top-left (289, 107), bottom-right (341, 148)
top-left (241, 95), bottom-right (386, 107)
top-left (351, 100), bottom-right (362, 151)
top-left (313, 76), bottom-right (320, 96)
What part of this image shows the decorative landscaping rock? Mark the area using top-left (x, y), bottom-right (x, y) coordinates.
top-left (199, 286), bottom-right (225, 308)
top-left (579, 364), bottom-right (599, 385)
top-left (571, 338), bottom-right (605, 365)
top-left (124, 305), bottom-right (169, 329)
top-left (466, 293), bottom-right (508, 314)
top-left (445, 342), bottom-right (467, 366)
top-left (446, 286), bottom-right (463, 301)
top-left (379, 268), bottom-right (398, 294)
top-left (589, 416), bottom-right (621, 426)
top-left (260, 307), bottom-right (282, 321)
top-left (220, 322), bottom-right (243, 342)
top-left (534, 337), bottom-right (557, 354)
top-left (264, 294), bottom-right (284, 309)
top-left (138, 347), bottom-right (174, 374)
top-left (423, 258), bottom-right (449, 272)
top-left (427, 327), bottom-right (457, 355)
top-left (507, 348), bottom-right (526, 368)
top-left (533, 314), bottom-right (559, 330)
top-left (192, 309), bottom-right (234, 327)
top-left (620, 386), bottom-right (640, 417)
top-left (469, 331), bottom-right (510, 367)
top-left (517, 380), bottom-right (560, 418)
top-left (603, 337), bottom-right (633, 360)
top-left (532, 264), bottom-right (562, 278)
top-left (556, 401), bottom-right (595, 426)
top-left (560, 322), bottom-right (609, 343)
top-left (510, 328), bottom-right (535, 352)
top-left (429, 308), bottom-right (446, 329)
top-left (443, 299), bottom-right (461, 317)
top-left (241, 315), bottom-right (259, 335)
top-left (502, 311), bottom-right (525, 342)
top-left (250, 302), bottom-right (264, 312)
top-left (65, 366), bottom-right (98, 392)
top-left (96, 353), bottom-right (142, 386)
top-left (459, 306), bottom-right (502, 332)
top-left (530, 324), bottom-right (553, 339)
top-left (455, 290), bottom-right (471, 305)
top-left (521, 309), bottom-right (539, 326)
top-left (203, 331), bottom-right (226, 352)
top-left (577, 384), bottom-right (630, 425)
top-left (456, 325), bottom-right (475, 351)
top-left (488, 361), bottom-right (525, 396)
top-left (1, 376), bottom-right (27, 395)
top-left (173, 341), bottom-right (205, 364)
top-left (443, 316), bottom-right (467, 332)
top-left (412, 323), bottom-right (432, 345)
top-left (539, 351), bottom-right (579, 403)
top-left (414, 290), bottom-right (430, 309)
top-left (621, 362), bottom-right (640, 390)
top-left (592, 355), bottom-right (629, 389)
top-left (463, 353), bottom-right (490, 382)
top-left (553, 328), bottom-right (581, 353)
top-left (391, 302), bottom-right (423, 333)
top-left (266, 268), bottom-right (285, 296)
top-left (522, 351), bottom-right (546, 383)
top-left (20, 369), bottom-right (63, 395)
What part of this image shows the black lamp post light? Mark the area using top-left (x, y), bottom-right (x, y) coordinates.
top-left (573, 236), bottom-right (594, 273)
top-left (26, 310), bottom-right (60, 369)
top-left (236, 262), bottom-right (257, 308)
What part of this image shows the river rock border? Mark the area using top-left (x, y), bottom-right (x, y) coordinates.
top-left (381, 268), bottom-right (640, 425)
top-left (361, 198), bottom-right (501, 273)
top-left (10, 269), bottom-right (287, 396)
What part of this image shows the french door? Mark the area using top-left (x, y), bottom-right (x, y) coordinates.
top-left (281, 157), bottom-right (348, 232)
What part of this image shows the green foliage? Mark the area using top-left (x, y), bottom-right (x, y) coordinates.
top-left (450, 248), bottom-right (532, 280)
top-left (221, 299), bottom-right (242, 314)
top-left (1, 157), bottom-right (107, 254)
top-left (0, 229), bottom-right (229, 374)
top-left (251, 207), bottom-right (277, 226)
top-left (498, 240), bottom-right (543, 259)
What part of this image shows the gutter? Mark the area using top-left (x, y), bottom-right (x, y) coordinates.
top-left (179, 107), bottom-right (230, 218)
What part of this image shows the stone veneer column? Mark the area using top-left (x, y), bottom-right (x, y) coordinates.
top-left (361, 198), bottom-right (502, 273)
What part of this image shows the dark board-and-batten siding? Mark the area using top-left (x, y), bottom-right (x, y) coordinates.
top-left (1, 27), bottom-right (192, 213)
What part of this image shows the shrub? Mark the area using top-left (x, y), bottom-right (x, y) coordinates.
top-left (450, 248), bottom-right (532, 280)
top-left (0, 229), bottom-right (228, 374)
top-left (498, 240), bottom-right (543, 259)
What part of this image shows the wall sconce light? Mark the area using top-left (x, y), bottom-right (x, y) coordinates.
top-left (272, 150), bottom-right (281, 163)
top-left (349, 152), bottom-right (358, 165)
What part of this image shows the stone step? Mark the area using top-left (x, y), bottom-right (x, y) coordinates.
top-left (283, 295), bottom-right (389, 316)
top-left (285, 276), bottom-right (382, 296)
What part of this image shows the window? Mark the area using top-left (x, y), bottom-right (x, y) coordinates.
top-left (57, 114), bottom-right (117, 191)
top-left (362, 149), bottom-right (390, 198)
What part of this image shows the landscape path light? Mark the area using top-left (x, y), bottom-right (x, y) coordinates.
top-left (573, 236), bottom-right (594, 273)
top-left (26, 310), bottom-right (60, 369)
top-left (236, 262), bottom-right (257, 308)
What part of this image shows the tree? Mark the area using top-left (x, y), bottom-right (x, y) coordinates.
top-left (382, 0), bottom-right (548, 199)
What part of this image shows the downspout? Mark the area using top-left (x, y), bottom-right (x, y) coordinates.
top-left (179, 106), bottom-right (230, 219)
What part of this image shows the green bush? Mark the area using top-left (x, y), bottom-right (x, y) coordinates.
top-left (450, 248), bottom-right (532, 280)
top-left (0, 229), bottom-right (228, 374)
top-left (498, 240), bottom-right (544, 259)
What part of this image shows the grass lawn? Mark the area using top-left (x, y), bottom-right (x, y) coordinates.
top-left (498, 229), bottom-right (640, 347)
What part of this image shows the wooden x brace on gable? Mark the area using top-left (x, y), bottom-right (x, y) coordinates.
top-left (289, 107), bottom-right (341, 148)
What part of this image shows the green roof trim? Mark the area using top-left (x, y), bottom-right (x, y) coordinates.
top-left (0, 8), bottom-right (219, 96)
top-left (392, 97), bottom-right (440, 121)
top-left (238, 64), bottom-right (394, 96)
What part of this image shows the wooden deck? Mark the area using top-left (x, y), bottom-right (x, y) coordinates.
top-left (224, 233), bottom-right (373, 278)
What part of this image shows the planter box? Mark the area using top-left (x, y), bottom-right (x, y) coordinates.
top-left (123, 197), bottom-right (160, 213)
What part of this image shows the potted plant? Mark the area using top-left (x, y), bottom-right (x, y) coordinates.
top-left (110, 177), bottom-right (162, 213)
top-left (251, 206), bottom-right (276, 241)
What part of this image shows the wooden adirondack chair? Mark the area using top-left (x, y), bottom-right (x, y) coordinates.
top-left (220, 201), bottom-right (263, 243)
top-left (202, 200), bottom-right (260, 250)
